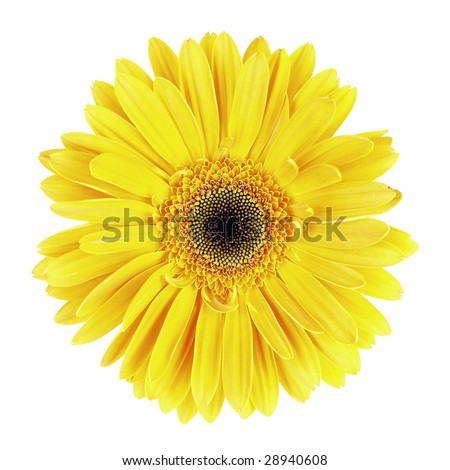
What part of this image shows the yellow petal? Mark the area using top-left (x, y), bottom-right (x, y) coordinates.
top-left (179, 39), bottom-right (219, 158)
top-left (262, 276), bottom-right (323, 333)
top-left (250, 327), bottom-right (279, 416)
top-left (191, 303), bottom-right (224, 406)
top-left (247, 287), bottom-right (292, 359)
top-left (122, 263), bottom-right (173, 329)
top-left (101, 314), bottom-right (143, 367)
top-left (248, 49), bottom-right (290, 161)
top-left (243, 36), bottom-right (271, 62)
top-left (79, 225), bottom-right (161, 254)
top-left (340, 147), bottom-right (399, 181)
top-left (90, 152), bottom-right (170, 199)
top-left (297, 135), bottom-right (374, 169)
top-left (275, 356), bottom-right (311, 403)
top-left (319, 85), bottom-right (357, 139)
top-left (308, 331), bottom-right (360, 373)
top-left (41, 175), bottom-right (108, 202)
top-left (329, 285), bottom-right (391, 336)
top-left (287, 43), bottom-right (315, 103)
top-left (51, 198), bottom-right (157, 223)
top-left (76, 252), bottom-right (166, 316)
top-left (291, 69), bottom-right (339, 112)
top-left (38, 223), bottom-right (100, 257)
top-left (43, 248), bottom-right (148, 288)
top-left (287, 164), bottom-right (342, 196)
top-left (159, 344), bottom-right (193, 413)
top-left (47, 274), bottom-right (108, 300)
top-left (120, 284), bottom-right (178, 379)
top-left (383, 227), bottom-right (419, 258)
top-left (72, 268), bottom-right (152, 344)
top-left (222, 290), bottom-right (253, 412)
top-left (84, 104), bottom-right (170, 175)
top-left (91, 80), bottom-right (129, 121)
top-left (48, 150), bottom-right (137, 200)
top-left (199, 32), bottom-right (217, 65)
top-left (176, 390), bottom-right (198, 424)
top-left (115, 73), bottom-right (191, 167)
top-left (317, 350), bottom-right (346, 388)
top-left (116, 58), bottom-right (153, 88)
top-left (212, 32), bottom-right (242, 139)
top-left (198, 376), bottom-right (225, 423)
top-left (264, 98), bottom-right (336, 174)
top-left (54, 301), bottom-right (84, 325)
top-left (154, 77), bottom-right (206, 161)
top-left (148, 284), bottom-right (198, 380)
top-left (296, 181), bottom-right (397, 218)
top-left (272, 158), bottom-right (298, 187)
top-left (288, 247), bottom-right (366, 288)
top-left (228, 52), bottom-right (269, 158)
top-left (306, 218), bottom-right (390, 249)
top-left (296, 238), bottom-right (404, 267)
top-left (148, 37), bottom-right (179, 86)
top-left (278, 261), bottom-right (357, 343)
top-left (354, 267), bottom-right (404, 300)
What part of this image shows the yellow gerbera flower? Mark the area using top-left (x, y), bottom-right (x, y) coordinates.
top-left (34, 32), bottom-right (417, 423)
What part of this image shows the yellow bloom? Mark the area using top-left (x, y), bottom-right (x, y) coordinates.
top-left (35, 32), bottom-right (417, 423)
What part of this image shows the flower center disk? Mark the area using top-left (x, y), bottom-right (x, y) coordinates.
top-left (189, 187), bottom-right (266, 267)
top-left (161, 157), bottom-right (289, 295)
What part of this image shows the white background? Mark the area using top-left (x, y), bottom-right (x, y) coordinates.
top-left (1, 1), bottom-right (448, 469)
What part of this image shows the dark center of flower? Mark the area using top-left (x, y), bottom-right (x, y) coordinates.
top-left (188, 187), bottom-right (266, 267)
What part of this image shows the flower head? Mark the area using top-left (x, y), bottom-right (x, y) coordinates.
top-left (35, 32), bottom-right (417, 423)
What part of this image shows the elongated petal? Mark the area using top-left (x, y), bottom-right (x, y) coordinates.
top-left (90, 152), bottom-right (170, 198)
top-left (278, 261), bottom-right (357, 343)
top-left (116, 58), bottom-right (153, 88)
top-left (154, 77), bottom-right (206, 160)
top-left (191, 304), bottom-right (224, 406)
top-left (291, 69), bottom-right (339, 112)
top-left (51, 198), bottom-right (157, 223)
top-left (287, 164), bottom-right (342, 196)
top-left (148, 37), bottom-right (179, 85)
top-left (317, 350), bottom-right (346, 388)
top-left (54, 301), bottom-right (84, 325)
top-left (296, 238), bottom-right (404, 267)
top-left (329, 285), bottom-right (391, 335)
top-left (84, 105), bottom-right (169, 174)
top-left (287, 43), bottom-right (315, 102)
top-left (198, 376), bottom-right (225, 423)
top-left (179, 39), bottom-right (219, 157)
top-left (43, 248), bottom-right (148, 288)
top-left (47, 274), bottom-right (108, 300)
top-left (91, 80), bottom-right (129, 121)
top-left (38, 223), bottom-right (100, 257)
top-left (320, 86), bottom-right (357, 139)
top-left (247, 287), bottom-right (292, 359)
top-left (250, 327), bottom-right (279, 416)
top-left (72, 268), bottom-right (151, 344)
top-left (120, 284), bottom-right (177, 379)
top-left (212, 32), bottom-right (242, 139)
top-left (243, 36), bottom-right (270, 61)
top-left (248, 49), bottom-right (290, 161)
top-left (115, 73), bottom-right (191, 167)
top-left (149, 284), bottom-right (198, 380)
top-left (383, 227), bottom-right (419, 258)
top-left (263, 276), bottom-right (323, 333)
top-left (76, 252), bottom-right (166, 316)
top-left (288, 247), bottom-right (366, 288)
top-left (228, 52), bottom-right (269, 158)
top-left (308, 332), bottom-right (360, 373)
top-left (355, 267), bottom-right (404, 300)
top-left (222, 291), bottom-right (253, 412)
top-left (296, 181), bottom-right (397, 218)
top-left (264, 98), bottom-right (336, 174)
top-left (79, 225), bottom-right (161, 254)
top-left (41, 175), bottom-right (108, 202)
top-left (306, 218), bottom-right (390, 249)
top-left (176, 390), bottom-right (198, 424)
top-left (200, 32), bottom-right (217, 64)
top-left (122, 264), bottom-right (172, 329)
top-left (297, 135), bottom-right (373, 169)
